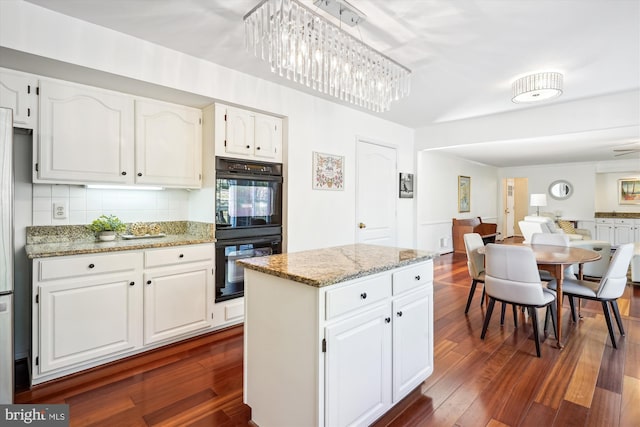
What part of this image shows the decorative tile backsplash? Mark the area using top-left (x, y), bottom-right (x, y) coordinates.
top-left (32, 184), bottom-right (190, 226)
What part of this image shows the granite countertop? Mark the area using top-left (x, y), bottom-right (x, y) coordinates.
top-left (594, 212), bottom-right (640, 219)
top-left (237, 244), bottom-right (438, 288)
top-left (26, 221), bottom-right (215, 259)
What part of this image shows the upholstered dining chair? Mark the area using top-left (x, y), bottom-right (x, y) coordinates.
top-left (547, 243), bottom-right (634, 349)
top-left (530, 232), bottom-right (573, 281)
top-left (481, 244), bottom-right (557, 357)
top-left (463, 233), bottom-right (486, 314)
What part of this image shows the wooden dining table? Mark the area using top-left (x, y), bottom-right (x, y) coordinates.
top-left (479, 244), bottom-right (601, 349)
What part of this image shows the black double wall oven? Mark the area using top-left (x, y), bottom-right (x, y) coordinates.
top-left (214, 157), bottom-right (283, 302)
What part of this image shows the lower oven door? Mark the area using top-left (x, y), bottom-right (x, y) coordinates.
top-left (215, 235), bottom-right (282, 302)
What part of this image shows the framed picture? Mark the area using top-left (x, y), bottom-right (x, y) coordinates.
top-left (458, 175), bottom-right (470, 212)
top-left (619, 178), bottom-right (640, 204)
top-left (399, 173), bottom-right (414, 198)
top-left (312, 152), bottom-right (344, 190)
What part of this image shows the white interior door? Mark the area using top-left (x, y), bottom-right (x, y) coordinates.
top-left (503, 178), bottom-right (515, 238)
top-left (356, 140), bottom-right (397, 246)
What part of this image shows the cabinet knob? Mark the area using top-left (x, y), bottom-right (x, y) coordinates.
top-left (397, 311), bottom-right (403, 317)
top-left (129, 281), bottom-right (135, 286)
top-left (121, 171), bottom-right (127, 176)
top-left (146, 280), bottom-right (152, 285)
top-left (88, 263), bottom-right (95, 269)
top-left (137, 172), bottom-right (142, 177)
top-left (358, 222), bottom-right (366, 229)
top-left (385, 317), bottom-right (391, 323)
top-left (415, 275), bottom-right (421, 281)
top-left (360, 292), bottom-right (367, 300)
top-left (246, 145), bottom-right (251, 149)
top-left (256, 146), bottom-right (261, 150)
top-left (179, 254), bottom-right (184, 258)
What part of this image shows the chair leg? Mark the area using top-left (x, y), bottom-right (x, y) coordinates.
top-left (568, 296), bottom-right (577, 323)
top-left (464, 279), bottom-right (478, 314)
top-left (601, 301), bottom-right (617, 349)
top-left (529, 307), bottom-right (541, 357)
top-left (480, 286), bottom-right (486, 307)
top-left (549, 301), bottom-right (558, 340)
top-left (500, 302), bottom-right (506, 325)
top-left (610, 300), bottom-right (625, 336)
top-left (512, 304), bottom-right (518, 328)
top-left (481, 298), bottom-right (496, 339)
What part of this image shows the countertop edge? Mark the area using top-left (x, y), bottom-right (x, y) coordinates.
top-left (26, 237), bottom-right (216, 259)
top-left (240, 252), bottom-right (437, 288)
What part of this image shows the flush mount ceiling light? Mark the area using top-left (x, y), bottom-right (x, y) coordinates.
top-left (512, 72), bottom-right (563, 103)
top-left (243, 0), bottom-right (411, 112)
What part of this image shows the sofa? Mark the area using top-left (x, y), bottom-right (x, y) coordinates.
top-left (518, 215), bottom-right (591, 243)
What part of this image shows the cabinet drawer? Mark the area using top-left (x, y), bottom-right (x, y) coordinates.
top-left (392, 262), bottom-right (433, 295)
top-left (614, 218), bottom-right (634, 225)
top-left (145, 244), bottom-right (213, 268)
top-left (595, 218), bottom-right (613, 224)
top-left (325, 274), bottom-right (391, 320)
top-left (38, 252), bottom-right (141, 281)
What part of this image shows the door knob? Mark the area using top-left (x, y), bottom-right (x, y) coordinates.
top-left (358, 222), bottom-right (366, 229)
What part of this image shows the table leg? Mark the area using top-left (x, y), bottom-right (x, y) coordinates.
top-left (578, 263), bottom-right (584, 319)
top-left (555, 265), bottom-right (564, 349)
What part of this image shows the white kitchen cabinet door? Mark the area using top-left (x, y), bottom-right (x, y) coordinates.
top-left (614, 221), bottom-right (635, 245)
top-left (325, 303), bottom-right (392, 427)
top-left (392, 287), bottom-right (433, 402)
top-left (223, 106), bottom-right (254, 157)
top-left (143, 262), bottom-right (212, 345)
top-left (595, 220), bottom-right (614, 244)
top-left (38, 80), bottom-right (134, 184)
top-left (38, 273), bottom-right (143, 374)
top-left (253, 113), bottom-right (282, 161)
top-left (135, 100), bottom-right (202, 188)
top-left (0, 69), bottom-right (37, 128)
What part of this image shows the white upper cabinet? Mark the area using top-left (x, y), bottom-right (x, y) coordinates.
top-left (135, 100), bottom-right (202, 188)
top-left (215, 103), bottom-right (282, 162)
top-left (37, 79), bottom-right (134, 184)
top-left (0, 68), bottom-right (38, 129)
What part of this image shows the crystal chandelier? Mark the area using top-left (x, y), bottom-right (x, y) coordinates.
top-left (244, 0), bottom-right (411, 112)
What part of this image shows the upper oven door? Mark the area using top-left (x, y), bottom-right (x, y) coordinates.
top-left (216, 172), bottom-right (283, 229)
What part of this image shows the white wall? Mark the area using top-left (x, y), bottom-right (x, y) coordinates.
top-left (596, 171), bottom-right (640, 212)
top-left (416, 151), bottom-right (499, 253)
top-left (0, 1), bottom-right (416, 251)
top-left (498, 162), bottom-right (598, 221)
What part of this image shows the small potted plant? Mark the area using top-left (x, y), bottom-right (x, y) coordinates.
top-left (88, 214), bottom-right (126, 241)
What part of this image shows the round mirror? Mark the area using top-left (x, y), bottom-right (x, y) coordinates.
top-left (548, 180), bottom-right (573, 200)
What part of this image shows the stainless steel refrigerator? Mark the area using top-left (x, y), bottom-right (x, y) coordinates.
top-left (0, 107), bottom-right (14, 404)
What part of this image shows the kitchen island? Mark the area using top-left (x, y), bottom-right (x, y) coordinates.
top-left (238, 244), bottom-right (438, 427)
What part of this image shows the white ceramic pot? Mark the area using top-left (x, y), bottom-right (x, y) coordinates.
top-left (98, 231), bottom-right (116, 241)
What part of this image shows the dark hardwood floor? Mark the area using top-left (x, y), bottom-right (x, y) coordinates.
top-left (16, 251), bottom-right (640, 426)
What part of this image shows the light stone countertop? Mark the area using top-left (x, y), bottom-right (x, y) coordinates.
top-left (25, 221), bottom-right (215, 259)
top-left (237, 244), bottom-right (438, 287)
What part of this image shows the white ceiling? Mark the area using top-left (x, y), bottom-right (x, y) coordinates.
top-left (23, 0), bottom-right (640, 167)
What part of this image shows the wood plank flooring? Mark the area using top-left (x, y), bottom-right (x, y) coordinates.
top-left (16, 251), bottom-right (640, 426)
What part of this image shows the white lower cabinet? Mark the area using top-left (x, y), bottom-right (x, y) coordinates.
top-left (143, 261), bottom-right (212, 345)
top-left (244, 259), bottom-right (434, 427)
top-left (325, 304), bottom-right (392, 427)
top-left (32, 244), bottom-right (215, 384)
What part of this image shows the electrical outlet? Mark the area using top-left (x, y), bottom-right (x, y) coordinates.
top-left (53, 202), bottom-right (67, 219)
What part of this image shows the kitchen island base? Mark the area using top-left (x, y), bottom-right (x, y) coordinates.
top-left (242, 246), bottom-right (435, 427)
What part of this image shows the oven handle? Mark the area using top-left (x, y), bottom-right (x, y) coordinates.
top-left (216, 171), bottom-right (283, 182)
top-left (215, 235), bottom-right (282, 247)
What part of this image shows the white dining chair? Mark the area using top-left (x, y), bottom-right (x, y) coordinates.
top-left (481, 244), bottom-right (557, 357)
top-left (547, 243), bottom-right (634, 349)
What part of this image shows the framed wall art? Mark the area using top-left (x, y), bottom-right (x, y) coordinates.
top-left (619, 178), bottom-right (640, 204)
top-left (399, 173), bottom-right (414, 198)
top-left (458, 175), bottom-right (470, 212)
top-left (312, 152), bottom-right (344, 190)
